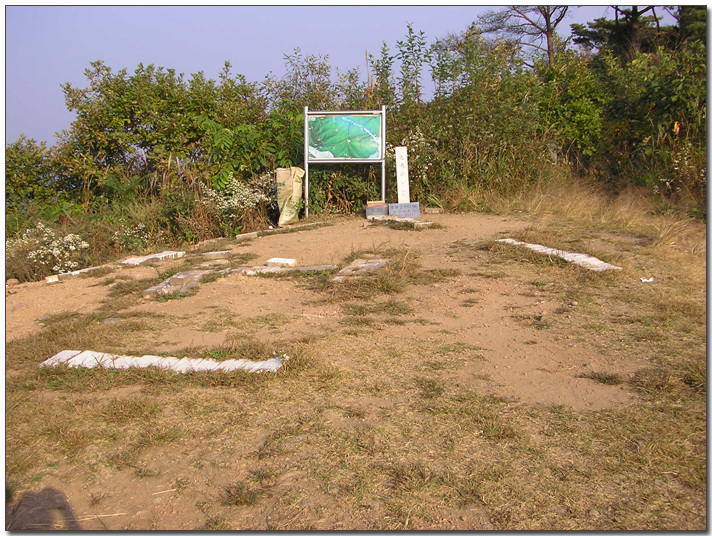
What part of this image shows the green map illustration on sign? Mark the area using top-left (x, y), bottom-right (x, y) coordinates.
top-left (308, 115), bottom-right (382, 160)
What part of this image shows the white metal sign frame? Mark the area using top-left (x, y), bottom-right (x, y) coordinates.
top-left (303, 106), bottom-right (386, 217)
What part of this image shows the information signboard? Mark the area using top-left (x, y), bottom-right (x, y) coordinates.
top-left (308, 114), bottom-right (383, 161)
top-left (304, 107), bottom-right (386, 217)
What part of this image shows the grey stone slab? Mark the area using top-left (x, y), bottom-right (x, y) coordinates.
top-left (388, 202), bottom-right (420, 218)
top-left (108, 355), bottom-right (141, 369)
top-left (169, 270), bottom-right (210, 286)
top-left (202, 250), bottom-right (231, 260)
top-left (172, 358), bottom-right (208, 373)
top-left (234, 231), bottom-right (259, 242)
top-left (338, 258), bottom-right (389, 276)
top-left (366, 204), bottom-right (389, 217)
top-left (251, 357), bottom-right (286, 372)
top-left (40, 350), bottom-right (286, 373)
top-left (126, 355), bottom-right (169, 369)
top-left (41, 350), bottom-right (81, 367)
top-left (214, 359), bottom-right (250, 371)
top-left (244, 266), bottom-right (283, 275)
top-left (57, 264), bottom-right (121, 281)
top-left (142, 281), bottom-right (172, 298)
top-left (496, 239), bottom-right (622, 271)
top-left (122, 251), bottom-right (185, 266)
top-left (200, 259), bottom-right (230, 267)
top-left (288, 264), bottom-right (338, 272)
top-left (169, 273), bottom-right (193, 286)
top-left (266, 257), bottom-right (296, 267)
top-left (66, 351), bottom-right (115, 368)
top-left (141, 356), bottom-right (183, 370)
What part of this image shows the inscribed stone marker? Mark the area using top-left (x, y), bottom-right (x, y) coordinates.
top-left (395, 146), bottom-right (410, 204)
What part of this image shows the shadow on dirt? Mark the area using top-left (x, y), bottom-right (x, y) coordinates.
top-left (6, 486), bottom-right (81, 530)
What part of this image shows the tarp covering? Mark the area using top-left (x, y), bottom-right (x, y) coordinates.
top-left (276, 167), bottom-right (305, 226)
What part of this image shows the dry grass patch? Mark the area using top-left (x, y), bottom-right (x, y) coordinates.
top-left (4, 203), bottom-right (706, 530)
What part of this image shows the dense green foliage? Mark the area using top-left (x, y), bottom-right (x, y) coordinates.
top-left (6, 7), bottom-right (706, 281)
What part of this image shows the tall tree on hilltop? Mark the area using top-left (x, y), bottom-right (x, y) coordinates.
top-left (477, 6), bottom-right (570, 67)
top-left (571, 6), bottom-right (675, 60)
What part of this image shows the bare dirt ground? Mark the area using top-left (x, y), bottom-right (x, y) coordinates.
top-left (5, 212), bottom-right (706, 530)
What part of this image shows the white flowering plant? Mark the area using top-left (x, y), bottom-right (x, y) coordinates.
top-left (111, 221), bottom-right (165, 253)
top-left (201, 172), bottom-right (277, 233)
top-left (385, 126), bottom-right (437, 200)
top-left (6, 222), bottom-right (91, 281)
top-left (654, 140), bottom-right (706, 198)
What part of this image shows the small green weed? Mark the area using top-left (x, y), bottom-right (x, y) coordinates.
top-left (220, 481), bottom-right (263, 506)
top-left (199, 338), bottom-right (282, 362)
top-left (343, 300), bottom-right (413, 317)
top-left (202, 517), bottom-right (232, 530)
top-left (414, 377), bottom-right (446, 399)
top-left (156, 290), bottom-right (195, 302)
top-left (102, 397), bottom-right (161, 423)
top-left (578, 371), bottom-right (624, 385)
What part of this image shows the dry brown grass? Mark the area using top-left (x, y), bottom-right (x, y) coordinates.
top-left (5, 192), bottom-right (706, 530)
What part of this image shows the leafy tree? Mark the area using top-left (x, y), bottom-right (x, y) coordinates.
top-left (336, 67), bottom-right (368, 110)
top-left (395, 23), bottom-right (429, 106)
top-left (538, 49), bottom-right (609, 161)
top-left (477, 6), bottom-right (570, 67)
top-left (367, 42), bottom-right (396, 108)
top-left (265, 48), bottom-right (337, 114)
top-left (671, 6), bottom-right (706, 47)
top-left (5, 135), bottom-right (57, 208)
top-left (571, 7), bottom-right (674, 60)
top-left (425, 25), bottom-right (545, 197)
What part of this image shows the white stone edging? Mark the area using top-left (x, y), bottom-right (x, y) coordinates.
top-left (496, 239), bottom-right (622, 272)
top-left (41, 350), bottom-right (288, 373)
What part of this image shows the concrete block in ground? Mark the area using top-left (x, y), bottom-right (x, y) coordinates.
top-left (57, 264), bottom-right (121, 281)
top-left (214, 359), bottom-right (250, 371)
top-left (143, 281), bottom-right (172, 298)
top-left (424, 207), bottom-right (443, 214)
top-left (413, 221), bottom-right (434, 229)
top-left (200, 259), bottom-right (230, 268)
top-left (366, 204), bottom-right (389, 218)
top-left (127, 355), bottom-right (171, 369)
top-left (266, 257), bottom-right (296, 267)
top-left (202, 250), bottom-right (231, 260)
top-left (249, 357), bottom-right (286, 372)
top-left (45, 275), bottom-right (60, 284)
top-left (107, 356), bottom-right (138, 369)
top-left (234, 232), bottom-right (258, 242)
top-left (495, 239), bottom-right (622, 272)
top-left (288, 264), bottom-right (338, 272)
top-left (122, 251), bottom-right (185, 266)
top-left (244, 266), bottom-right (283, 276)
top-left (142, 356), bottom-right (182, 370)
top-left (388, 202), bottom-right (420, 218)
top-left (176, 280), bottom-right (201, 295)
top-left (66, 351), bottom-right (115, 368)
top-left (337, 258), bottom-right (390, 277)
top-left (42, 350), bottom-right (81, 367)
top-left (172, 357), bottom-right (215, 373)
top-left (169, 270), bottom-right (211, 286)
top-left (41, 350), bottom-right (287, 373)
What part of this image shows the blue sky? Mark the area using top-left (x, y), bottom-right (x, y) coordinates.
top-left (5, 5), bottom-right (658, 146)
